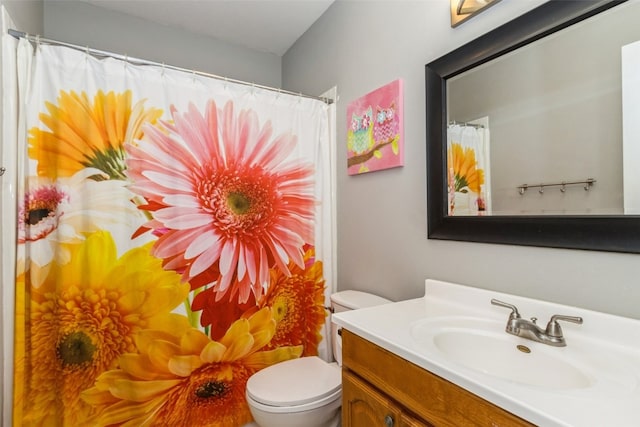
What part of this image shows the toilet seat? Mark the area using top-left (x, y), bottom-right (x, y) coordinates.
top-left (246, 356), bottom-right (341, 413)
top-left (246, 387), bottom-right (342, 414)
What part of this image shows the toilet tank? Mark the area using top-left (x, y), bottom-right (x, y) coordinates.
top-left (330, 290), bottom-right (391, 365)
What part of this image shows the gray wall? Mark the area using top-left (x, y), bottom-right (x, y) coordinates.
top-left (43, 1), bottom-right (282, 88)
top-left (283, 0), bottom-right (640, 320)
top-left (2, 0), bottom-right (43, 34)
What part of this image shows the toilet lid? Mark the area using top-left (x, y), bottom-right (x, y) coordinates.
top-left (246, 356), bottom-right (341, 407)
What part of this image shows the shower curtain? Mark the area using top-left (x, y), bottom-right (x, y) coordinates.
top-left (3, 35), bottom-right (334, 427)
top-left (447, 123), bottom-right (491, 215)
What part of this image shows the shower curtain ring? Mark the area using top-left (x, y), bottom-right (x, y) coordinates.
top-left (560, 182), bottom-right (566, 193)
top-left (538, 185), bottom-right (544, 194)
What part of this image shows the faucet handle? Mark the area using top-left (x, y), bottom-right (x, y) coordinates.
top-left (545, 314), bottom-right (583, 337)
top-left (491, 299), bottom-right (521, 319)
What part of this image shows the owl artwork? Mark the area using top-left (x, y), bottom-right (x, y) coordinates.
top-left (347, 107), bottom-right (373, 154)
top-left (373, 102), bottom-right (398, 144)
top-left (346, 79), bottom-right (403, 175)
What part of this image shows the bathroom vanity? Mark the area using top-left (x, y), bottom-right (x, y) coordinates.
top-left (341, 329), bottom-right (532, 426)
top-left (333, 280), bottom-right (640, 426)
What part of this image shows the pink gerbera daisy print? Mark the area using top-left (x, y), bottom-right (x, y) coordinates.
top-left (126, 100), bottom-right (316, 305)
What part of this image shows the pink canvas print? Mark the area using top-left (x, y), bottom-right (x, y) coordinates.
top-left (347, 79), bottom-right (403, 175)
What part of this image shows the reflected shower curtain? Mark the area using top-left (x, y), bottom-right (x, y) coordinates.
top-left (8, 38), bottom-right (333, 426)
top-left (447, 124), bottom-right (490, 215)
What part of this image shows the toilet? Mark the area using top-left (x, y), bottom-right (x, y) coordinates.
top-left (245, 290), bottom-right (391, 427)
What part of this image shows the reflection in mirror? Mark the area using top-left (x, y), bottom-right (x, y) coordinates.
top-left (447, 118), bottom-right (491, 215)
top-left (426, 0), bottom-right (640, 253)
top-left (447, 1), bottom-right (640, 216)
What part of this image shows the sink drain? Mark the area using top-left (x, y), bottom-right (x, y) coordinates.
top-left (516, 344), bottom-right (531, 353)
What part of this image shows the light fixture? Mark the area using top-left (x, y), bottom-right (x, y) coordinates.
top-left (451, 0), bottom-right (501, 27)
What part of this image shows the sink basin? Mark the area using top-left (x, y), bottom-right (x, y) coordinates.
top-left (334, 280), bottom-right (640, 426)
top-left (410, 317), bottom-right (596, 390)
top-left (432, 327), bottom-right (592, 389)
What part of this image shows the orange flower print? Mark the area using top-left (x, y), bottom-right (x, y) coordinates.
top-left (81, 308), bottom-right (302, 427)
top-left (28, 90), bottom-right (162, 180)
top-left (258, 246), bottom-right (326, 356)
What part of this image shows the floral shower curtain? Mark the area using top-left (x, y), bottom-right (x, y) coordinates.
top-left (447, 123), bottom-right (491, 216)
top-left (6, 37), bottom-right (333, 426)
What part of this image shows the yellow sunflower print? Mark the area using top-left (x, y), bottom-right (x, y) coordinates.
top-left (14, 231), bottom-right (188, 426)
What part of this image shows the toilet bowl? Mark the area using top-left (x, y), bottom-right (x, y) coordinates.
top-left (245, 290), bottom-right (391, 427)
top-left (246, 356), bottom-right (342, 427)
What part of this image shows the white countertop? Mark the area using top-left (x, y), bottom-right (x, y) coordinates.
top-left (332, 279), bottom-right (640, 426)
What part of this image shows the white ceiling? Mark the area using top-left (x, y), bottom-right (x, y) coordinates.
top-left (78, 0), bottom-right (334, 56)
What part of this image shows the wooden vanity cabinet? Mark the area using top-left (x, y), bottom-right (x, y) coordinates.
top-left (341, 329), bottom-right (535, 427)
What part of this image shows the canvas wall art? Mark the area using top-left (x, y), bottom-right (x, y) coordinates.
top-left (347, 79), bottom-right (403, 175)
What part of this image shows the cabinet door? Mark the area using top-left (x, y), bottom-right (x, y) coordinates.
top-left (342, 370), bottom-right (403, 427)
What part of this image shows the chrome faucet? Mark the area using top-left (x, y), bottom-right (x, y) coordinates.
top-left (491, 299), bottom-right (583, 347)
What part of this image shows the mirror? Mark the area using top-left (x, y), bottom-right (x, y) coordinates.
top-left (426, 0), bottom-right (640, 253)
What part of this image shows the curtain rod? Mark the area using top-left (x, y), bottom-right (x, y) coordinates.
top-left (7, 29), bottom-right (334, 105)
top-left (448, 120), bottom-right (485, 129)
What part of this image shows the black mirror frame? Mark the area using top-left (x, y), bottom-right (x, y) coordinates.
top-left (425, 0), bottom-right (640, 253)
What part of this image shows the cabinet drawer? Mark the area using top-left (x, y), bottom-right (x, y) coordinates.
top-left (342, 329), bottom-right (534, 427)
